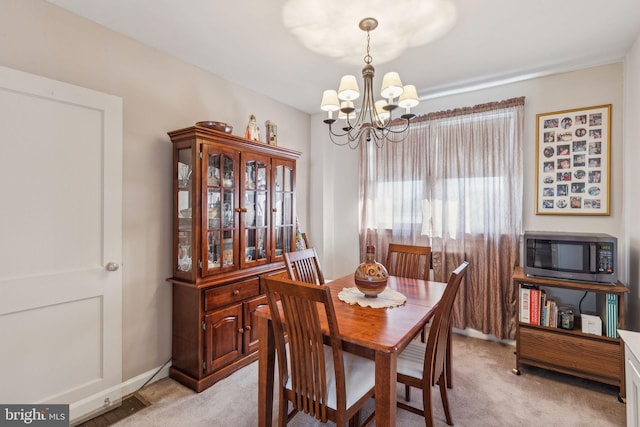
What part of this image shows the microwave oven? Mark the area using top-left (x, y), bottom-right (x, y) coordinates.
top-left (523, 231), bottom-right (617, 283)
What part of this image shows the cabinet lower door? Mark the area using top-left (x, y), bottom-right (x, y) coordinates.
top-left (245, 295), bottom-right (268, 354)
top-left (204, 303), bottom-right (243, 373)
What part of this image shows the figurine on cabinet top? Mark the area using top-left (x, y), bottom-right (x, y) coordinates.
top-left (244, 114), bottom-right (260, 142)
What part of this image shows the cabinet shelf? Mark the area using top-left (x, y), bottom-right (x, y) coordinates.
top-left (513, 266), bottom-right (628, 399)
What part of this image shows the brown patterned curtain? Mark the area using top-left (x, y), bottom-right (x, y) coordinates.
top-left (359, 97), bottom-right (524, 339)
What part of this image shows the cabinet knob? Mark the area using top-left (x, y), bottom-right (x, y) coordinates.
top-left (245, 325), bottom-right (252, 331)
top-left (272, 208), bottom-right (277, 212)
top-left (238, 328), bottom-right (244, 334)
top-left (233, 290), bottom-right (240, 296)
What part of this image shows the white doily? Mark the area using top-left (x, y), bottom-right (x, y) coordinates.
top-left (338, 287), bottom-right (407, 309)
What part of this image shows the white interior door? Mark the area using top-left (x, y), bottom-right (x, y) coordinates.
top-left (0, 66), bottom-right (123, 422)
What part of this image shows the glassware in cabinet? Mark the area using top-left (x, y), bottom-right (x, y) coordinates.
top-left (176, 148), bottom-right (194, 277)
top-left (242, 156), bottom-right (269, 267)
top-left (202, 146), bottom-right (239, 276)
top-left (272, 159), bottom-right (295, 260)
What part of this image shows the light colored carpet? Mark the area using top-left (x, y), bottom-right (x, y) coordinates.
top-left (114, 334), bottom-right (625, 426)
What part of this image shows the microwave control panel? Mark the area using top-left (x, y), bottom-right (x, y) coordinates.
top-left (597, 243), bottom-right (614, 273)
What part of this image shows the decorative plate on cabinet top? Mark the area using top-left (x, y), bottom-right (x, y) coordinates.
top-left (196, 121), bottom-right (233, 134)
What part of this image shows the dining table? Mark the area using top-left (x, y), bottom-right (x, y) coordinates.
top-left (256, 273), bottom-right (448, 427)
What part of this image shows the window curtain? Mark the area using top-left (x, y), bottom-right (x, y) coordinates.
top-left (359, 97), bottom-right (524, 339)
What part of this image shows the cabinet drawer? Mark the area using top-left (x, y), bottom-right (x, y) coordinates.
top-left (520, 326), bottom-right (620, 380)
top-left (204, 278), bottom-right (260, 311)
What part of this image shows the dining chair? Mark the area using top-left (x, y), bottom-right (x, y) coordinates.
top-left (283, 247), bottom-right (325, 285)
top-left (396, 261), bottom-right (469, 427)
top-left (386, 243), bottom-right (432, 342)
top-left (262, 276), bottom-right (376, 426)
top-left (385, 243), bottom-right (432, 280)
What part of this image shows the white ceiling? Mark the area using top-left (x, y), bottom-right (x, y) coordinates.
top-left (47, 0), bottom-right (640, 114)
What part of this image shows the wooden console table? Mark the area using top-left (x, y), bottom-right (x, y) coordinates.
top-left (512, 266), bottom-right (628, 400)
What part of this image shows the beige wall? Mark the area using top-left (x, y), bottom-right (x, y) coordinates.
top-left (624, 33), bottom-right (640, 331)
top-left (312, 63), bottom-right (627, 282)
top-left (0, 0), bottom-right (311, 380)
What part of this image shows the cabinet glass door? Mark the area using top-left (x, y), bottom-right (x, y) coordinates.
top-left (203, 147), bottom-right (238, 276)
top-left (243, 156), bottom-right (269, 267)
top-left (272, 159), bottom-right (295, 261)
top-left (176, 148), bottom-right (194, 278)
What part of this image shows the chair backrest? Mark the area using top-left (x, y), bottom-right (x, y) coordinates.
top-left (385, 243), bottom-right (432, 280)
top-left (301, 232), bottom-right (310, 249)
top-left (263, 276), bottom-right (346, 423)
top-left (284, 247), bottom-right (325, 285)
top-left (424, 261), bottom-right (469, 384)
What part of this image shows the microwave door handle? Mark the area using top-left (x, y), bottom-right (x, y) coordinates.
top-left (589, 243), bottom-right (597, 273)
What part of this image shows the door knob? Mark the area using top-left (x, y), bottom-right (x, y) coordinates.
top-left (105, 262), bottom-right (120, 272)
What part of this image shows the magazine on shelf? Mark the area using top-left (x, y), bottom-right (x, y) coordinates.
top-left (596, 293), bottom-right (619, 338)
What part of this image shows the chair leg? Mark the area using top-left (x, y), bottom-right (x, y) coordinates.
top-left (446, 325), bottom-right (453, 388)
top-left (422, 384), bottom-right (435, 427)
top-left (278, 392), bottom-right (288, 427)
top-left (349, 410), bottom-right (360, 427)
top-left (438, 373), bottom-right (453, 426)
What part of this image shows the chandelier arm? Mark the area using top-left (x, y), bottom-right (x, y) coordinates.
top-left (328, 122), bottom-right (370, 147)
top-left (371, 120), bottom-right (413, 143)
top-left (382, 119), bottom-right (411, 134)
top-left (328, 131), bottom-right (354, 147)
top-left (383, 125), bottom-right (413, 143)
top-left (332, 128), bottom-right (362, 149)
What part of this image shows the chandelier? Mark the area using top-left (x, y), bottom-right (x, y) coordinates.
top-left (320, 17), bottom-right (420, 149)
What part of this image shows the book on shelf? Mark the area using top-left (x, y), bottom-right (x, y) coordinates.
top-left (543, 298), bottom-right (553, 327)
top-left (520, 285), bottom-right (551, 326)
top-left (519, 285), bottom-right (531, 323)
top-left (548, 299), bottom-right (557, 328)
top-left (607, 293), bottom-right (618, 338)
top-left (530, 288), bottom-right (540, 325)
top-left (596, 293), bottom-right (619, 338)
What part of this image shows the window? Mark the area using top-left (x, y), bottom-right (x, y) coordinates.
top-left (359, 97), bottom-right (525, 340)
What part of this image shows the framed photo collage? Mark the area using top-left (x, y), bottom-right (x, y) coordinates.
top-left (536, 104), bottom-right (611, 215)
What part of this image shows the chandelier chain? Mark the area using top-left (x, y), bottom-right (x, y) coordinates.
top-left (364, 30), bottom-right (372, 65)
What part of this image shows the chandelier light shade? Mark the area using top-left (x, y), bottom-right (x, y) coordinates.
top-left (320, 17), bottom-right (420, 148)
top-left (320, 90), bottom-right (340, 119)
top-left (399, 85), bottom-right (420, 112)
top-left (381, 72), bottom-right (403, 99)
top-left (338, 75), bottom-right (360, 101)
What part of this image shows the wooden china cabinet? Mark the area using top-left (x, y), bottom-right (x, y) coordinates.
top-left (167, 125), bottom-right (299, 392)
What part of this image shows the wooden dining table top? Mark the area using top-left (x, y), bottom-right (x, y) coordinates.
top-left (322, 274), bottom-right (447, 351)
top-left (256, 273), bottom-right (447, 352)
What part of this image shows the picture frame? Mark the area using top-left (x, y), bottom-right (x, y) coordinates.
top-left (536, 104), bottom-right (611, 215)
top-left (265, 120), bottom-right (277, 146)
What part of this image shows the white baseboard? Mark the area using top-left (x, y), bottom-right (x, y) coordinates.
top-left (70, 360), bottom-right (171, 426)
top-left (119, 359), bottom-right (172, 397)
